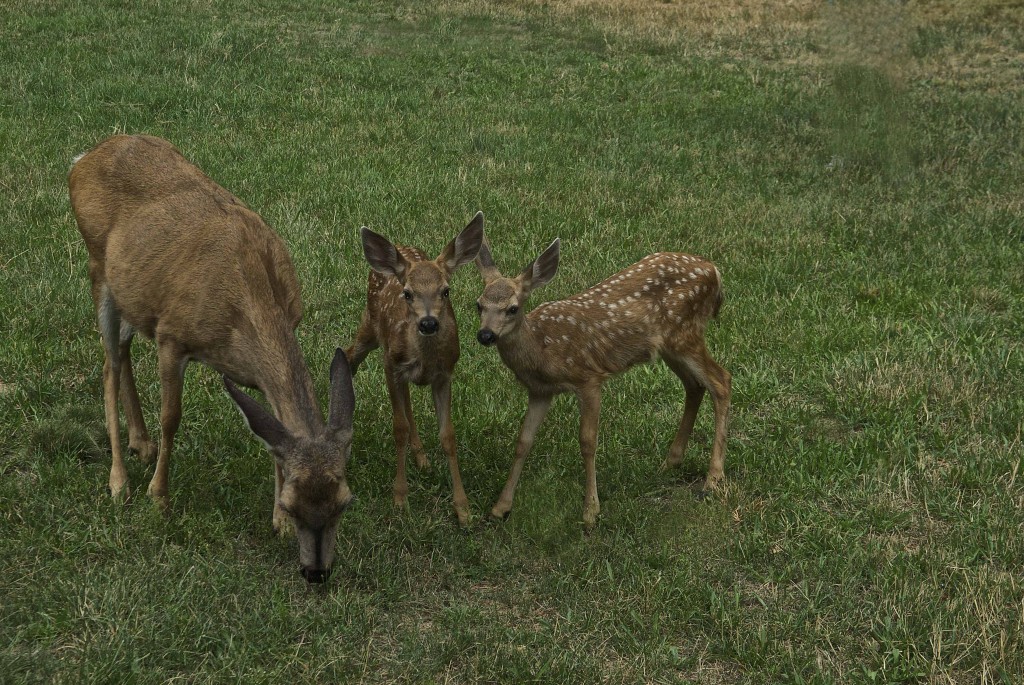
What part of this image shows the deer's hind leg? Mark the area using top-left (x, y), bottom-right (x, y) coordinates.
top-left (118, 323), bottom-right (157, 463)
top-left (662, 343), bottom-right (731, 488)
top-left (95, 283), bottom-right (129, 499)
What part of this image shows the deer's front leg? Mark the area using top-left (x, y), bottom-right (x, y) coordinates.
top-left (432, 377), bottom-right (469, 526)
top-left (491, 393), bottom-right (553, 521)
top-left (577, 383), bottom-right (602, 529)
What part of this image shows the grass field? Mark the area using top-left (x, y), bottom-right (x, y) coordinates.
top-left (2, 0), bottom-right (1023, 682)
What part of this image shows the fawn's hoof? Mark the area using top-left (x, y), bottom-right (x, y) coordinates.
top-left (489, 506), bottom-right (512, 522)
top-left (659, 457), bottom-right (683, 472)
top-left (108, 476), bottom-right (130, 501)
top-left (129, 440), bottom-right (158, 464)
top-left (454, 505), bottom-right (472, 528)
top-left (413, 451), bottom-right (430, 469)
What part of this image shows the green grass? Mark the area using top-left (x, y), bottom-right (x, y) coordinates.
top-left (2, 0), bottom-right (1023, 682)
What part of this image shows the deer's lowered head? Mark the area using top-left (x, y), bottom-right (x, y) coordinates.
top-left (224, 349), bottom-right (355, 584)
top-left (474, 238), bottom-right (560, 346)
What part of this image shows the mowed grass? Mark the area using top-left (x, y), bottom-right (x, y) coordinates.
top-left (1, 0), bottom-right (1022, 682)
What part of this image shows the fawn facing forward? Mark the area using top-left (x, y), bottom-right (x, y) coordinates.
top-left (345, 213), bottom-right (484, 525)
top-left (474, 238), bottom-right (731, 527)
top-left (70, 135), bottom-right (355, 583)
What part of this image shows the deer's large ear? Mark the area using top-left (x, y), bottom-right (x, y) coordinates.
top-left (360, 227), bottom-right (408, 282)
top-left (475, 236), bottom-right (501, 284)
top-left (224, 377), bottom-right (292, 453)
top-left (519, 238), bottom-right (560, 294)
top-left (439, 211), bottom-right (484, 273)
top-left (328, 348), bottom-right (355, 438)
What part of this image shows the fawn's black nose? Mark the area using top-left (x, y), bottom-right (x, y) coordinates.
top-left (301, 567), bottom-right (331, 584)
top-left (477, 329), bottom-right (497, 346)
top-left (418, 317), bottom-right (439, 335)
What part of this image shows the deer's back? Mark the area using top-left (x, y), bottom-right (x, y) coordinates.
top-left (70, 135), bottom-right (302, 344)
top-left (527, 252), bottom-right (721, 379)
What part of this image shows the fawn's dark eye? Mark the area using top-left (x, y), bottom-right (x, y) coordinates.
top-left (507, 305), bottom-right (519, 315)
top-left (442, 287), bottom-right (450, 298)
top-left (476, 302), bottom-right (483, 314)
top-left (402, 290), bottom-right (412, 300)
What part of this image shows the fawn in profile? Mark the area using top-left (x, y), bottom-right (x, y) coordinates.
top-left (345, 213), bottom-right (484, 526)
top-left (70, 134), bottom-right (355, 583)
top-left (474, 238), bottom-right (731, 527)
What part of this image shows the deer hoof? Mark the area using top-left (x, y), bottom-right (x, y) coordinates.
top-left (107, 481), bottom-right (131, 501)
top-left (129, 440), bottom-right (158, 464)
top-left (454, 506), bottom-right (472, 528)
top-left (413, 451), bottom-right (430, 469)
top-left (659, 457), bottom-right (682, 472)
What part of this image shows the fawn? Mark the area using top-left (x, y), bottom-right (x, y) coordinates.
top-left (70, 135), bottom-right (355, 583)
top-left (345, 213), bottom-right (484, 525)
top-left (474, 238), bottom-right (731, 527)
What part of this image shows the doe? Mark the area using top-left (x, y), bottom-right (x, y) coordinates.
top-left (70, 134), bottom-right (355, 583)
top-left (345, 213), bottom-right (484, 525)
top-left (474, 238), bottom-right (731, 527)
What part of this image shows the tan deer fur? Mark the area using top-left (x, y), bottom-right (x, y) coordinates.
top-left (346, 213), bottom-right (484, 526)
top-left (474, 239), bottom-right (731, 527)
top-left (69, 134), bottom-right (355, 583)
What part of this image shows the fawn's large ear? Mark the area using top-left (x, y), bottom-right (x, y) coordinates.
top-left (224, 377), bottom-right (292, 453)
top-left (475, 236), bottom-right (501, 284)
top-left (438, 211), bottom-right (484, 273)
top-left (360, 227), bottom-right (408, 282)
top-left (519, 238), bottom-right (560, 294)
top-left (328, 348), bottom-right (355, 439)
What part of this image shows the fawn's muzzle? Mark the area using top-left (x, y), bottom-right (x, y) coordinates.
top-left (477, 329), bottom-right (497, 346)
top-left (418, 317), bottom-right (440, 335)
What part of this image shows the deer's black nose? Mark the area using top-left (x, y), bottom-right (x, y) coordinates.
top-left (477, 329), bottom-right (497, 346)
top-left (418, 317), bottom-right (439, 335)
top-left (301, 567), bottom-right (331, 584)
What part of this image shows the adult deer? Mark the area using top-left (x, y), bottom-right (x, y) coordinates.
top-left (474, 238), bottom-right (731, 528)
top-left (70, 134), bottom-right (355, 583)
top-left (345, 213), bottom-right (483, 526)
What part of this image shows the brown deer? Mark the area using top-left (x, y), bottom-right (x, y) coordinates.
top-left (345, 213), bottom-right (483, 526)
top-left (69, 134), bottom-right (355, 583)
top-left (474, 238), bottom-right (731, 527)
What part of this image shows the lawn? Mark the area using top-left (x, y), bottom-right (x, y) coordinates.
top-left (1, 0), bottom-right (1022, 682)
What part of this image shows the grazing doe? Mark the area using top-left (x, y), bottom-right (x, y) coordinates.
top-left (345, 213), bottom-right (484, 525)
top-left (70, 134), bottom-right (355, 583)
top-left (474, 239), bottom-right (731, 527)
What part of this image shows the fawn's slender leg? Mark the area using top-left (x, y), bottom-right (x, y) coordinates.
top-left (97, 286), bottom-right (128, 499)
top-left (577, 382), bottom-right (602, 528)
top-left (661, 356), bottom-right (706, 470)
top-left (344, 312), bottom-right (378, 375)
top-left (671, 344), bottom-right (731, 488)
top-left (118, 324), bottom-right (157, 463)
top-left (384, 364), bottom-right (413, 508)
top-left (405, 389), bottom-right (428, 469)
top-left (147, 336), bottom-right (186, 511)
top-left (432, 377), bottom-right (469, 525)
top-left (702, 352), bottom-right (731, 488)
top-left (491, 393), bottom-right (553, 520)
